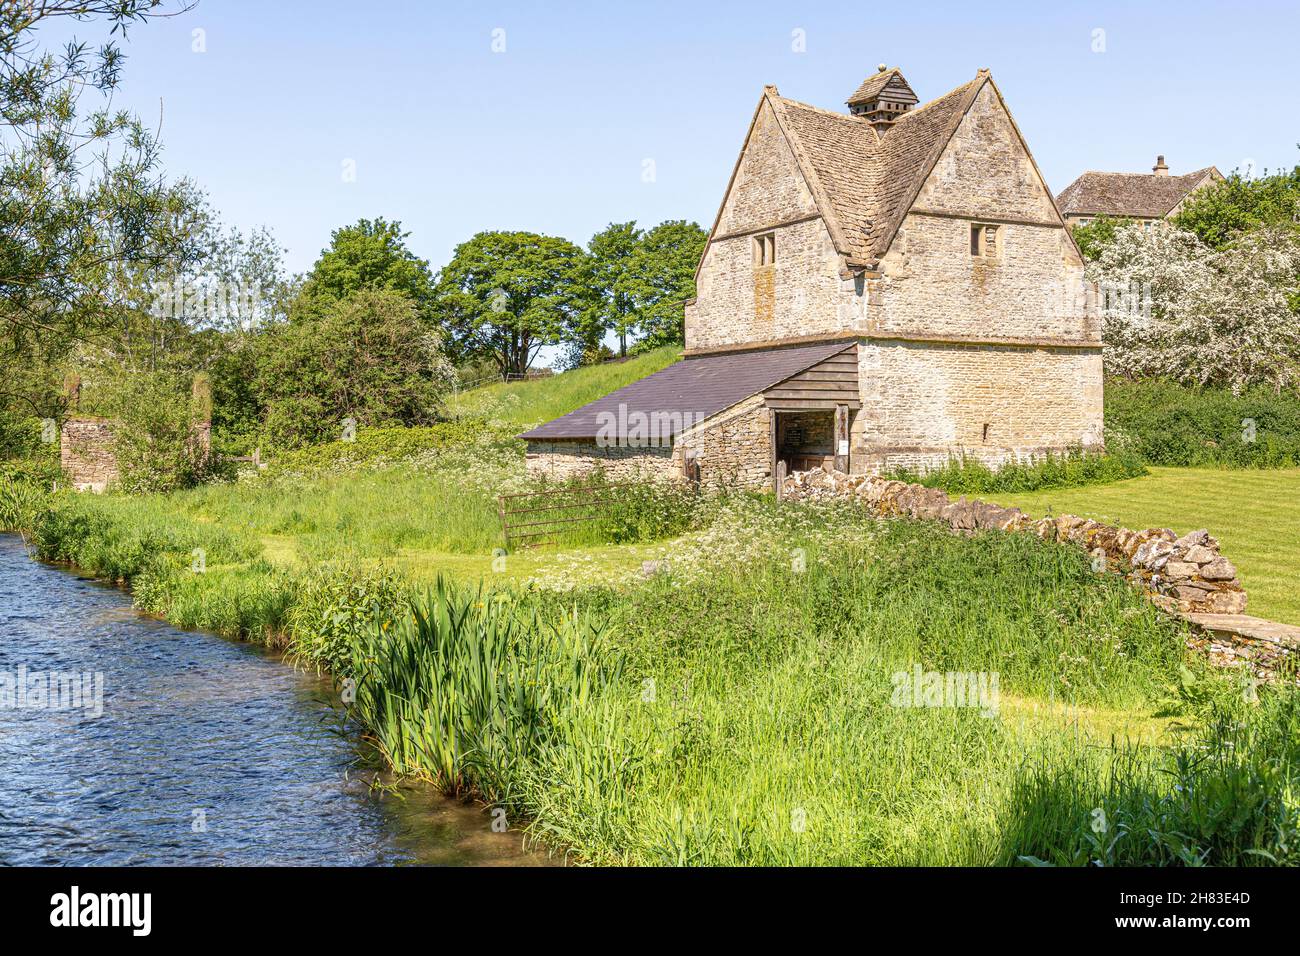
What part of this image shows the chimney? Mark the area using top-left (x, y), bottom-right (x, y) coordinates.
top-left (1152, 155), bottom-right (1169, 176)
top-left (846, 64), bottom-right (918, 133)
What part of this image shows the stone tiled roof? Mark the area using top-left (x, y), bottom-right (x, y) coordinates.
top-left (769, 74), bottom-right (986, 265)
top-left (519, 341), bottom-right (854, 441)
top-left (1055, 168), bottom-right (1218, 219)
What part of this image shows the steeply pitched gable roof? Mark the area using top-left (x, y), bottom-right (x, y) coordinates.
top-left (704, 71), bottom-right (1043, 272)
top-left (1055, 167), bottom-right (1220, 219)
top-left (519, 341), bottom-right (854, 441)
top-left (845, 67), bottom-right (918, 107)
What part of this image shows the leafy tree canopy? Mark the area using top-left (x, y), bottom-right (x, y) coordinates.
top-left (434, 230), bottom-right (592, 376)
top-left (1173, 160), bottom-right (1300, 249)
top-left (1071, 215), bottom-right (1136, 262)
top-left (587, 221), bottom-right (642, 356)
top-left (296, 217), bottom-right (437, 322)
top-left (1, 0), bottom-right (201, 357)
top-left (617, 219), bottom-right (706, 350)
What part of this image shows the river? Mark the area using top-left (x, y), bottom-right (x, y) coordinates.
top-left (0, 535), bottom-right (549, 866)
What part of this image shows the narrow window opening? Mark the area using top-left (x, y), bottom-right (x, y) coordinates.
top-left (754, 232), bottom-right (776, 266)
top-left (982, 423), bottom-right (991, 443)
top-left (970, 223), bottom-right (1000, 258)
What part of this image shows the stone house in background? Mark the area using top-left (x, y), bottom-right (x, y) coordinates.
top-left (1055, 156), bottom-right (1222, 229)
top-left (524, 66), bottom-right (1103, 488)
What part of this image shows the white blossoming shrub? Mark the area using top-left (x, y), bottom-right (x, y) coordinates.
top-left (1090, 223), bottom-right (1300, 393)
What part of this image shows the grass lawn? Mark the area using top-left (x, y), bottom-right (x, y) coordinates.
top-left (996, 466), bottom-right (1300, 626)
top-left (447, 346), bottom-right (680, 427)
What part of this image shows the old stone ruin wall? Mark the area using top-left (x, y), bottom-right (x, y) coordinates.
top-left (56, 373), bottom-right (214, 493)
top-left (60, 418), bottom-right (119, 493)
top-left (781, 468), bottom-right (1296, 681)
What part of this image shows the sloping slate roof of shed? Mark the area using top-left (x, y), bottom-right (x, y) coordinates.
top-left (519, 341), bottom-right (855, 441)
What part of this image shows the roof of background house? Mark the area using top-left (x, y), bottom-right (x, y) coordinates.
top-left (1055, 167), bottom-right (1219, 219)
top-left (519, 341), bottom-right (854, 441)
top-left (745, 72), bottom-right (998, 268)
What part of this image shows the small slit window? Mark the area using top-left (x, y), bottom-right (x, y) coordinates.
top-left (971, 223), bottom-right (1000, 258)
top-left (753, 232), bottom-right (776, 266)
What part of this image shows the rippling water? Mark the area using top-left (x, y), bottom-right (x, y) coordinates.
top-left (0, 535), bottom-right (547, 866)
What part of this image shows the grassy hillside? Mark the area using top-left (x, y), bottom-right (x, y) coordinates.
top-left (448, 346), bottom-right (681, 428)
top-left (997, 467), bottom-right (1300, 625)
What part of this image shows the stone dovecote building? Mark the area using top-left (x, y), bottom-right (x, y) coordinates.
top-left (524, 66), bottom-right (1103, 487)
top-left (1056, 156), bottom-right (1223, 229)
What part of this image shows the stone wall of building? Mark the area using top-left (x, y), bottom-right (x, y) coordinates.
top-left (910, 83), bottom-right (1061, 225)
top-left (60, 417), bottom-right (118, 492)
top-left (688, 218), bottom-right (847, 350)
top-left (873, 216), bottom-right (1091, 342)
top-left (852, 340), bottom-right (1103, 474)
top-left (676, 395), bottom-right (773, 489)
top-left (685, 98), bottom-right (846, 352)
top-left (523, 440), bottom-right (676, 483)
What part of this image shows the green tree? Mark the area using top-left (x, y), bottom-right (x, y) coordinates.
top-left (1173, 161), bottom-right (1300, 249)
top-left (619, 220), bottom-right (707, 349)
top-left (1071, 215), bottom-right (1135, 262)
top-left (588, 221), bottom-right (643, 356)
top-left (1, 1), bottom-right (202, 357)
top-left (434, 231), bottom-right (593, 376)
top-left (295, 218), bottom-right (437, 322)
top-left (255, 290), bottom-right (453, 449)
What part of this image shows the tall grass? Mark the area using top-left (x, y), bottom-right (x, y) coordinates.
top-left (346, 578), bottom-right (619, 802)
top-left (318, 505), bottom-right (1243, 866)
top-left (1002, 691), bottom-right (1300, 866)
top-left (886, 448), bottom-right (1148, 495)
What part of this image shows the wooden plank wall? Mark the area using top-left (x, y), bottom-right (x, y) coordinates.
top-left (763, 345), bottom-right (859, 410)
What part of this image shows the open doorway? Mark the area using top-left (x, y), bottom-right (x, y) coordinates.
top-left (775, 410), bottom-right (836, 474)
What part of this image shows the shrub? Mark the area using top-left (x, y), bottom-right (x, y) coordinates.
top-left (256, 289), bottom-right (454, 449)
top-left (1105, 378), bottom-right (1300, 467)
top-left (1093, 223), bottom-right (1300, 393)
top-left (100, 372), bottom-right (227, 494)
top-left (258, 421), bottom-right (498, 479)
top-left (286, 562), bottom-right (408, 673)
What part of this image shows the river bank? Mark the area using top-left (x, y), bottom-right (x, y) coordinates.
top-left (0, 535), bottom-right (551, 866)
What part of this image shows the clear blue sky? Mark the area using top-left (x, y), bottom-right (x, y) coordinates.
top-left (58, 1), bottom-right (1300, 276)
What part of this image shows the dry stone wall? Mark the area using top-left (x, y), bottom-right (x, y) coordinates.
top-left (781, 468), bottom-right (1248, 617)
